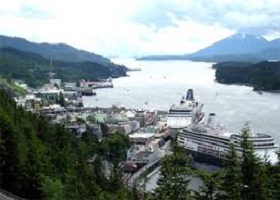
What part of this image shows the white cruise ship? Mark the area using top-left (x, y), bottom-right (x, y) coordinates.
top-left (167, 89), bottom-right (204, 129)
top-left (178, 113), bottom-right (279, 165)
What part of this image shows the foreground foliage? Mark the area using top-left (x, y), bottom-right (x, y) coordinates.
top-left (148, 142), bottom-right (193, 200)
top-left (1, 89), bottom-right (280, 200)
top-left (0, 90), bottom-right (130, 199)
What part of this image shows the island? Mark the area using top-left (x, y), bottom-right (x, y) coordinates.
top-left (214, 61), bottom-right (280, 91)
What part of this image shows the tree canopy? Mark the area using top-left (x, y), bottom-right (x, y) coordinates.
top-left (0, 89), bottom-right (130, 199)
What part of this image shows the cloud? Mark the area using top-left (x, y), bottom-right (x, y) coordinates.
top-left (131, 0), bottom-right (280, 35)
top-left (0, 0), bottom-right (280, 56)
top-left (131, 0), bottom-right (186, 28)
top-left (19, 4), bottom-right (53, 19)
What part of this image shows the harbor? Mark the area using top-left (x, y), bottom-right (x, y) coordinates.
top-left (10, 59), bottom-right (280, 194)
top-left (13, 75), bottom-right (173, 188)
top-left (3, 3), bottom-right (280, 199)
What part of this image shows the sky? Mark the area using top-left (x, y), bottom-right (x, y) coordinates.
top-left (1, 0), bottom-right (280, 57)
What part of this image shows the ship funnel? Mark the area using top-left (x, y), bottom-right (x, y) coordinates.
top-left (207, 113), bottom-right (216, 129)
top-left (186, 89), bottom-right (194, 101)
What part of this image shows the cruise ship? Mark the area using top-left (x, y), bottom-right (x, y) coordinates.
top-left (167, 89), bottom-right (204, 129)
top-left (178, 113), bottom-right (279, 165)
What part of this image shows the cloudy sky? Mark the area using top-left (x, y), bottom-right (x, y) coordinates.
top-left (1, 0), bottom-right (280, 57)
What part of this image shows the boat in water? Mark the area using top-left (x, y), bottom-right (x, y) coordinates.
top-left (178, 113), bottom-right (279, 165)
top-left (81, 88), bottom-right (96, 96)
top-left (167, 89), bottom-right (204, 132)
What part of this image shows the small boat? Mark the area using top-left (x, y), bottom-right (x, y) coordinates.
top-left (82, 88), bottom-right (96, 96)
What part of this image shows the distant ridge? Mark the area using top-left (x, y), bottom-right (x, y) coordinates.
top-left (137, 33), bottom-right (280, 62)
top-left (0, 35), bottom-right (111, 64)
top-left (0, 47), bottom-right (127, 87)
top-left (191, 33), bottom-right (268, 56)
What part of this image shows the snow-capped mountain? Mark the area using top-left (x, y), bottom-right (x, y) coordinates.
top-left (190, 33), bottom-right (269, 57)
top-left (138, 33), bottom-right (280, 62)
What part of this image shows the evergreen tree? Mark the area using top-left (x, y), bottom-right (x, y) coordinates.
top-left (0, 89), bottom-right (130, 199)
top-left (266, 150), bottom-right (280, 200)
top-left (240, 124), bottom-right (269, 200)
top-left (41, 175), bottom-right (64, 200)
top-left (57, 91), bottom-right (65, 107)
top-left (219, 144), bottom-right (242, 200)
top-left (149, 141), bottom-right (193, 200)
top-left (194, 171), bottom-right (222, 200)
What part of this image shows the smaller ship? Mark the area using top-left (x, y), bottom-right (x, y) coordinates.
top-left (167, 89), bottom-right (204, 129)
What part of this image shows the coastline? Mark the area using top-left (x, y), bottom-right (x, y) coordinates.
top-left (216, 81), bottom-right (280, 93)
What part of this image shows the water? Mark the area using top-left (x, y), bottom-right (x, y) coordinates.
top-left (83, 59), bottom-right (280, 143)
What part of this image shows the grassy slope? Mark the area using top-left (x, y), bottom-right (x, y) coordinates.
top-left (0, 76), bottom-right (27, 96)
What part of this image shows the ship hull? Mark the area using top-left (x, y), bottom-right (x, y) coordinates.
top-left (185, 148), bottom-right (224, 167)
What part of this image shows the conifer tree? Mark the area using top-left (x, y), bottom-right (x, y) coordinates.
top-left (194, 171), bottom-right (222, 200)
top-left (219, 144), bottom-right (242, 200)
top-left (0, 89), bottom-right (131, 199)
top-left (148, 140), bottom-right (193, 200)
top-left (266, 150), bottom-right (280, 200)
top-left (240, 124), bottom-right (269, 200)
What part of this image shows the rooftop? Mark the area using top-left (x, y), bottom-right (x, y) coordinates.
top-left (129, 133), bottom-right (154, 139)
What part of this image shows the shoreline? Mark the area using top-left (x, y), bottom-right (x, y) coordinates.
top-left (216, 81), bottom-right (280, 93)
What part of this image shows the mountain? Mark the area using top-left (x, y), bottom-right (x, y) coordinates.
top-left (269, 38), bottom-right (280, 48)
top-left (0, 47), bottom-right (127, 88)
top-left (0, 35), bottom-right (111, 64)
top-left (137, 33), bottom-right (280, 62)
top-left (190, 33), bottom-right (269, 57)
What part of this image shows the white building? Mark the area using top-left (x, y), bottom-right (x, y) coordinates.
top-left (50, 79), bottom-right (62, 87)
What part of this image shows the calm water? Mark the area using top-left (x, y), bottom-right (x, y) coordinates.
top-left (83, 59), bottom-right (280, 143)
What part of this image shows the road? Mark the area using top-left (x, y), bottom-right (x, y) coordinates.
top-left (0, 190), bottom-right (24, 200)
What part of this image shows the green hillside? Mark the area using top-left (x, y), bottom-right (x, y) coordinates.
top-left (0, 35), bottom-right (111, 64)
top-left (215, 61), bottom-right (280, 90)
top-left (0, 89), bottom-right (130, 199)
top-left (0, 76), bottom-right (27, 96)
top-left (0, 47), bottom-right (127, 88)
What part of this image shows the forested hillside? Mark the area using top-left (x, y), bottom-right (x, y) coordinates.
top-left (0, 47), bottom-right (127, 88)
top-left (0, 76), bottom-right (27, 96)
top-left (215, 61), bottom-right (280, 90)
top-left (0, 35), bottom-right (111, 64)
top-left (0, 90), bottom-right (131, 199)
